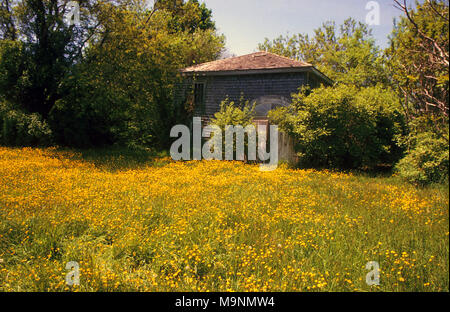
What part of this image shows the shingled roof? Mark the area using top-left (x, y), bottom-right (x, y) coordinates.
top-left (181, 51), bottom-right (313, 73)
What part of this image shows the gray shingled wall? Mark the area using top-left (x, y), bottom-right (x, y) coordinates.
top-left (175, 72), bottom-right (308, 117)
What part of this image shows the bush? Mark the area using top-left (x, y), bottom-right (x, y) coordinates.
top-left (49, 95), bottom-right (117, 148)
top-left (269, 85), bottom-right (405, 169)
top-left (395, 127), bottom-right (449, 186)
top-left (209, 97), bottom-right (255, 160)
top-left (0, 102), bottom-right (53, 147)
top-left (210, 97), bottom-right (255, 129)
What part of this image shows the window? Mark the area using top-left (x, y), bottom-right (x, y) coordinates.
top-left (194, 83), bottom-right (205, 114)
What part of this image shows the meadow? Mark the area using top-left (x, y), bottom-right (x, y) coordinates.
top-left (0, 147), bottom-right (448, 292)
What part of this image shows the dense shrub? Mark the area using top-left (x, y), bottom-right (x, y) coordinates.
top-left (395, 121), bottom-right (449, 185)
top-left (48, 79), bottom-right (120, 148)
top-left (269, 85), bottom-right (405, 169)
top-left (210, 97), bottom-right (255, 129)
top-left (209, 97), bottom-right (255, 160)
top-left (0, 102), bottom-right (53, 147)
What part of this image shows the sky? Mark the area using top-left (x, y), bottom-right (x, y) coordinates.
top-left (200, 0), bottom-right (408, 56)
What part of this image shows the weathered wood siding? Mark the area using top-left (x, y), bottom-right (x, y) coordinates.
top-left (175, 72), bottom-right (308, 117)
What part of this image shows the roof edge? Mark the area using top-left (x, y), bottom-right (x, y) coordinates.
top-left (180, 66), bottom-right (333, 85)
top-left (180, 66), bottom-right (313, 76)
top-left (310, 66), bottom-right (334, 86)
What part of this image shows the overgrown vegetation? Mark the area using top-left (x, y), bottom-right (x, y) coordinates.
top-left (0, 0), bottom-right (224, 149)
top-left (210, 97), bottom-right (256, 130)
top-left (0, 147), bottom-right (448, 291)
top-left (269, 85), bottom-right (405, 169)
top-left (260, 1), bottom-right (449, 183)
top-left (395, 117), bottom-right (449, 185)
top-left (262, 19), bottom-right (405, 170)
top-left (0, 1), bottom-right (448, 293)
top-left (208, 97), bottom-right (256, 161)
top-left (0, 1), bottom-right (448, 185)
top-left (0, 101), bottom-right (53, 147)
top-left (387, 0), bottom-right (449, 185)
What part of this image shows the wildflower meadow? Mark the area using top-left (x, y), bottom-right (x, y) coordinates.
top-left (0, 147), bottom-right (448, 292)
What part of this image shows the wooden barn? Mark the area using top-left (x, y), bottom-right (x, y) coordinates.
top-left (177, 51), bottom-right (333, 164)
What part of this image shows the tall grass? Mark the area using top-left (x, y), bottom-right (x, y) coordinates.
top-left (0, 147), bottom-right (448, 292)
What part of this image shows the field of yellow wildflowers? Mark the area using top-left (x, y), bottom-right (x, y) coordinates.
top-left (0, 147), bottom-right (448, 292)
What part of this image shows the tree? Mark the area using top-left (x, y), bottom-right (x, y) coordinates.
top-left (0, 0), bottom-right (17, 40)
top-left (259, 18), bottom-right (388, 88)
top-left (0, 0), bottom-right (104, 117)
top-left (259, 18), bottom-right (403, 169)
top-left (386, 0), bottom-right (449, 185)
top-left (0, 0), bottom-right (224, 148)
top-left (387, 0), bottom-right (449, 125)
top-left (49, 0), bottom-right (224, 147)
top-left (155, 0), bottom-right (216, 33)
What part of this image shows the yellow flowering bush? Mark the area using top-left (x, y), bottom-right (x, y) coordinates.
top-left (0, 147), bottom-right (448, 292)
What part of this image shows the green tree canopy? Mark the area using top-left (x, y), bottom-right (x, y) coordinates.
top-left (0, 0), bottom-right (224, 147)
top-left (259, 18), bottom-right (388, 88)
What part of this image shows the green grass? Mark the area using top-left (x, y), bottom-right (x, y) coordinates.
top-left (0, 147), bottom-right (448, 292)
